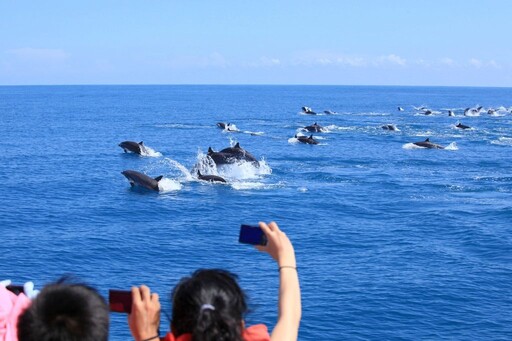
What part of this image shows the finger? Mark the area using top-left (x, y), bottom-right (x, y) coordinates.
top-left (268, 221), bottom-right (280, 232)
top-left (140, 285), bottom-right (151, 302)
top-left (151, 292), bottom-right (159, 302)
top-left (131, 286), bottom-right (142, 304)
top-left (259, 221), bottom-right (272, 234)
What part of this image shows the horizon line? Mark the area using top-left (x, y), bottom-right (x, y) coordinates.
top-left (1, 83), bottom-right (511, 89)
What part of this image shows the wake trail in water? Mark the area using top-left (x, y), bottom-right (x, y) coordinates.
top-left (140, 145), bottom-right (162, 157)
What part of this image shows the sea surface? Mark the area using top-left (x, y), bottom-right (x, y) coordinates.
top-left (1, 85), bottom-right (511, 340)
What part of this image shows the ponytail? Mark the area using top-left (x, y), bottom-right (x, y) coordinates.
top-left (171, 269), bottom-right (247, 341)
top-left (193, 306), bottom-right (243, 341)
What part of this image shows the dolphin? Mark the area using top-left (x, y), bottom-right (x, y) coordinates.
top-left (455, 122), bottom-right (471, 130)
top-left (448, 110), bottom-right (455, 116)
top-left (295, 134), bottom-right (319, 145)
top-left (413, 138), bottom-right (444, 149)
top-left (217, 122), bottom-right (230, 129)
top-left (197, 170), bottom-right (226, 183)
top-left (304, 122), bottom-right (324, 132)
top-left (217, 122), bottom-right (240, 132)
top-left (302, 106), bottom-right (317, 115)
top-left (424, 110), bottom-right (433, 115)
top-left (119, 141), bottom-right (146, 154)
top-left (219, 143), bottom-right (258, 163)
top-left (121, 170), bottom-right (163, 191)
top-left (323, 110), bottom-right (336, 115)
top-left (382, 124), bottom-right (399, 131)
top-left (208, 144), bottom-right (259, 165)
top-left (207, 147), bottom-right (233, 165)
top-left (465, 106), bottom-right (482, 116)
top-left (398, 106), bottom-right (404, 111)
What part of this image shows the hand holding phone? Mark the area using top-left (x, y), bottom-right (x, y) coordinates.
top-left (239, 224), bottom-right (268, 246)
top-left (109, 289), bottom-right (132, 313)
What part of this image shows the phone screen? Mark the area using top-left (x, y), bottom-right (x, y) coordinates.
top-left (239, 224), bottom-right (267, 246)
top-left (109, 289), bottom-right (132, 313)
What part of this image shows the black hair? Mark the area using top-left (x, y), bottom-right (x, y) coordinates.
top-left (17, 277), bottom-right (109, 341)
top-left (171, 269), bottom-right (248, 341)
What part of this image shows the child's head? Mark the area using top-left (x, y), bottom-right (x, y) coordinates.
top-left (17, 278), bottom-right (109, 341)
top-left (171, 269), bottom-right (248, 341)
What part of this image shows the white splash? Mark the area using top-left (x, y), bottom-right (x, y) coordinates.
top-left (231, 182), bottom-right (267, 190)
top-left (167, 159), bottom-right (194, 180)
top-left (217, 160), bottom-right (272, 180)
top-left (140, 145), bottom-right (162, 157)
top-left (193, 150), bottom-right (272, 181)
top-left (326, 125), bottom-right (356, 131)
top-left (444, 142), bottom-right (458, 150)
top-left (152, 158), bottom-right (193, 181)
top-left (158, 178), bottom-right (182, 192)
top-left (243, 130), bottom-right (264, 136)
top-left (221, 123), bottom-right (240, 132)
top-left (402, 143), bottom-right (423, 149)
top-left (491, 137), bottom-right (512, 146)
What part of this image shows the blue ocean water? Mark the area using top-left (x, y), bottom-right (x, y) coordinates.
top-left (1, 85), bottom-right (511, 340)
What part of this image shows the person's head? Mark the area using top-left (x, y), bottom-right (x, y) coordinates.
top-left (17, 278), bottom-right (109, 341)
top-left (171, 269), bottom-right (248, 341)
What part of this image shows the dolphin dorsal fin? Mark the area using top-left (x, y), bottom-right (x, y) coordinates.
top-left (425, 138), bottom-right (430, 142)
top-left (309, 134), bottom-right (313, 139)
top-left (208, 147), bottom-right (214, 153)
top-left (139, 141), bottom-right (144, 145)
top-left (294, 134), bottom-right (297, 138)
top-left (197, 170), bottom-right (202, 176)
top-left (234, 142), bottom-right (240, 148)
top-left (154, 175), bottom-right (163, 182)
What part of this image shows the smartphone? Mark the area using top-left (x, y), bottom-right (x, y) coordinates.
top-left (239, 224), bottom-right (267, 246)
top-left (109, 289), bottom-right (132, 314)
top-left (6, 285), bottom-right (24, 295)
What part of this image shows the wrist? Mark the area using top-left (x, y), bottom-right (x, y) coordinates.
top-left (135, 330), bottom-right (160, 341)
top-left (139, 335), bottom-right (159, 341)
top-left (277, 257), bottom-right (296, 268)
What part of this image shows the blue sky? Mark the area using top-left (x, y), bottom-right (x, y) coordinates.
top-left (1, 0), bottom-right (511, 86)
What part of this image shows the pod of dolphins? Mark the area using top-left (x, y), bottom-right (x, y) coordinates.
top-left (119, 140), bottom-right (260, 190)
top-left (400, 104), bottom-right (512, 149)
top-left (119, 104), bottom-right (511, 190)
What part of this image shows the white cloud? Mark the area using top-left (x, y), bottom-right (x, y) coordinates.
top-left (469, 58), bottom-right (482, 68)
top-left (203, 52), bottom-right (228, 68)
top-left (291, 52), bottom-right (367, 67)
top-left (377, 54), bottom-right (407, 66)
top-left (336, 56), bottom-right (366, 67)
top-left (487, 59), bottom-right (500, 68)
top-left (163, 52), bottom-right (229, 68)
top-left (244, 56), bottom-right (281, 68)
top-left (440, 57), bottom-right (455, 66)
top-left (259, 56), bottom-right (281, 66)
top-left (316, 58), bottom-right (333, 65)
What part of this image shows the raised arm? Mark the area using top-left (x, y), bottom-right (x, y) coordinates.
top-left (128, 285), bottom-right (161, 341)
top-left (257, 221), bottom-right (301, 341)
